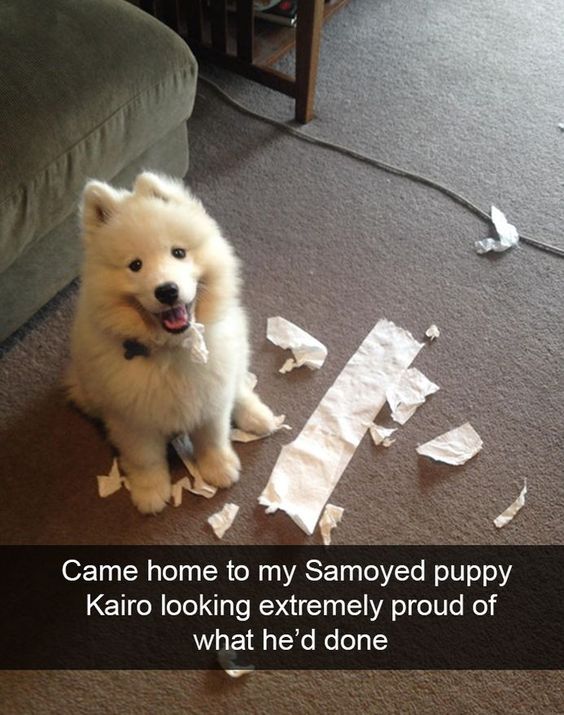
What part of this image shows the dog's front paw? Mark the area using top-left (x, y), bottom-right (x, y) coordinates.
top-left (197, 447), bottom-right (241, 489)
top-left (235, 395), bottom-right (279, 436)
top-left (129, 479), bottom-right (171, 515)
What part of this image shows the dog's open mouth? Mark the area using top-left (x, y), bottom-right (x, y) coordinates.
top-left (158, 304), bottom-right (190, 334)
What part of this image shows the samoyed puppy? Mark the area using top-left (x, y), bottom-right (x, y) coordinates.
top-left (67, 171), bottom-right (277, 514)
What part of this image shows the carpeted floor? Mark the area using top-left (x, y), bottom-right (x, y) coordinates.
top-left (1, 0), bottom-right (562, 711)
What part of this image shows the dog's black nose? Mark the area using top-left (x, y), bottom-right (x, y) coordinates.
top-left (154, 282), bottom-right (179, 305)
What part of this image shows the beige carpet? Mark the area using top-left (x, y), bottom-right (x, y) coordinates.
top-left (0, 0), bottom-right (562, 711)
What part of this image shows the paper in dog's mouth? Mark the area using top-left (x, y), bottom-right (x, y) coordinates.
top-left (158, 304), bottom-right (191, 333)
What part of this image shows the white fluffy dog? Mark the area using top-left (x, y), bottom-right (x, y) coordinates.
top-left (67, 172), bottom-right (276, 514)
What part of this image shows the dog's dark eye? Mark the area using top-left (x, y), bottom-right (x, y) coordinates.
top-left (129, 259), bottom-right (142, 272)
top-left (172, 248), bottom-right (186, 259)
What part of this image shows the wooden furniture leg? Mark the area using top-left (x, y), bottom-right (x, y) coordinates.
top-left (295, 0), bottom-right (324, 123)
top-left (143, 0), bottom-right (342, 124)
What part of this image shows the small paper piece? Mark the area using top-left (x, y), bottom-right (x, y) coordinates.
top-left (267, 316), bottom-right (327, 373)
top-left (171, 477), bottom-right (191, 507)
top-left (208, 503), bottom-right (239, 539)
top-left (217, 648), bottom-right (255, 678)
top-left (475, 206), bottom-right (519, 254)
top-left (494, 481), bottom-right (527, 529)
top-left (425, 324), bottom-right (440, 341)
top-left (245, 372), bottom-right (258, 391)
top-left (187, 463), bottom-right (217, 499)
top-left (558, 121), bottom-right (564, 131)
top-left (416, 422), bottom-right (483, 465)
top-left (386, 367), bottom-right (440, 425)
top-left (231, 414), bottom-right (291, 443)
top-left (182, 322), bottom-right (208, 364)
top-left (171, 435), bottom-right (218, 499)
top-left (97, 459), bottom-right (122, 498)
top-left (369, 424), bottom-right (396, 448)
top-left (319, 504), bottom-right (344, 545)
top-left (260, 319), bottom-right (423, 534)
top-left (96, 459), bottom-right (130, 497)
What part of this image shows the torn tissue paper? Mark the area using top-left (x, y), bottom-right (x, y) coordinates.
top-left (230, 414), bottom-right (291, 443)
top-left (267, 316), bottom-right (327, 373)
top-left (217, 649), bottom-right (254, 678)
top-left (475, 206), bottom-right (519, 254)
top-left (182, 322), bottom-right (208, 364)
top-left (416, 422), bottom-right (483, 465)
top-left (369, 424), bottom-right (396, 448)
top-left (171, 477), bottom-right (191, 507)
top-left (171, 435), bottom-right (217, 498)
top-left (386, 367), bottom-right (440, 425)
top-left (425, 324), bottom-right (440, 341)
top-left (97, 459), bottom-right (129, 497)
top-left (208, 503), bottom-right (239, 539)
top-left (319, 504), bottom-right (344, 545)
top-left (494, 481), bottom-right (527, 528)
top-left (259, 318), bottom-right (423, 534)
top-left (245, 372), bottom-right (257, 391)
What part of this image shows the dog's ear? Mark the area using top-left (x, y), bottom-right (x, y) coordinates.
top-left (81, 180), bottom-right (124, 234)
top-left (133, 171), bottom-right (189, 203)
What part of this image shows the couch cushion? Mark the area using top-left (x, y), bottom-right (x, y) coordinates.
top-left (0, 122), bottom-right (190, 343)
top-left (0, 0), bottom-right (197, 275)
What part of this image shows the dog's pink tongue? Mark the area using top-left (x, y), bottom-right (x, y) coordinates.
top-left (161, 304), bottom-right (189, 331)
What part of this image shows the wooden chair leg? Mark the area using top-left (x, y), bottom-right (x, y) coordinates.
top-left (295, 0), bottom-right (324, 123)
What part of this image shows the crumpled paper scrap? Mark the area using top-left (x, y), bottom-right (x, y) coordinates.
top-left (259, 319), bottom-right (423, 534)
top-left (170, 476), bottom-right (191, 507)
top-left (416, 422), bottom-right (483, 465)
top-left (97, 459), bottom-right (130, 497)
top-left (245, 372), bottom-right (257, 390)
top-left (319, 504), bottom-right (344, 545)
top-left (208, 503), bottom-right (239, 539)
top-left (171, 435), bottom-right (217, 499)
top-left (425, 324), bottom-right (440, 341)
top-left (369, 424), bottom-right (396, 448)
top-left (494, 480), bottom-right (527, 528)
top-left (217, 648), bottom-right (254, 678)
top-left (386, 367), bottom-right (440, 425)
top-left (475, 206), bottom-right (519, 254)
top-left (267, 316), bottom-right (327, 373)
top-left (231, 414), bottom-right (291, 442)
top-left (182, 322), bottom-right (208, 364)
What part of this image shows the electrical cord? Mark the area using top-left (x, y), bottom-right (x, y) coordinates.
top-left (200, 76), bottom-right (564, 258)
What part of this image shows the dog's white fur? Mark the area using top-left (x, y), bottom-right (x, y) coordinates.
top-left (67, 172), bottom-right (276, 514)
